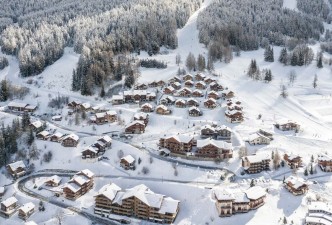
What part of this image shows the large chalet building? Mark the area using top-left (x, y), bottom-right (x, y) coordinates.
top-left (201, 124), bottom-right (232, 141)
top-left (159, 135), bottom-right (195, 154)
top-left (125, 121), bottom-right (146, 134)
top-left (6, 161), bottom-right (27, 178)
top-left (214, 186), bottom-right (266, 217)
top-left (242, 154), bottom-right (271, 174)
top-left (62, 169), bottom-right (94, 200)
top-left (317, 154), bottom-right (332, 172)
top-left (284, 176), bottom-right (308, 195)
top-left (0, 196), bottom-right (18, 218)
top-left (283, 154), bottom-right (302, 169)
top-left (275, 119), bottom-right (300, 132)
top-left (94, 183), bottom-right (180, 224)
top-left (61, 133), bottom-right (79, 147)
top-left (196, 139), bottom-right (233, 159)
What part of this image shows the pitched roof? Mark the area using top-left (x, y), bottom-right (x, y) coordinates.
top-left (134, 112), bottom-right (148, 120)
top-left (243, 154), bottom-right (270, 163)
top-left (37, 130), bottom-right (50, 137)
top-left (8, 102), bottom-right (28, 108)
top-left (78, 169), bottom-right (94, 178)
top-left (197, 139), bottom-right (232, 149)
top-left (245, 186), bottom-right (266, 200)
top-left (125, 120), bottom-right (145, 128)
top-left (166, 135), bottom-right (193, 143)
top-left (1, 196), bottom-right (18, 207)
top-left (96, 183), bottom-right (121, 201)
top-left (63, 133), bottom-right (79, 141)
top-left (99, 135), bottom-right (112, 143)
top-left (285, 176), bottom-right (307, 189)
top-left (51, 132), bottom-right (64, 138)
top-left (19, 202), bottom-right (35, 213)
top-left (121, 155), bottom-right (135, 164)
top-left (30, 121), bottom-right (43, 128)
top-left (47, 175), bottom-right (62, 184)
top-left (8, 160), bottom-right (26, 171)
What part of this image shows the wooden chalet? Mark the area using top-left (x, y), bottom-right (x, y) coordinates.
top-left (61, 133), bottom-right (79, 147)
top-left (63, 169), bottom-right (94, 200)
top-left (214, 186), bottom-right (266, 217)
top-left (157, 80), bottom-right (166, 86)
top-left (195, 73), bottom-right (206, 81)
top-left (125, 121), bottom-right (146, 134)
top-left (248, 133), bottom-right (271, 145)
top-left (141, 103), bottom-right (154, 112)
top-left (91, 110), bottom-right (117, 125)
top-left (242, 154), bottom-right (271, 174)
top-left (225, 110), bottom-right (243, 123)
top-left (135, 83), bottom-right (148, 90)
top-left (18, 202), bottom-right (35, 220)
top-left (111, 95), bottom-right (124, 105)
top-left (29, 121), bottom-right (43, 132)
top-left (36, 130), bottom-right (50, 140)
top-left (134, 112), bottom-right (149, 125)
top-left (160, 96), bottom-right (175, 106)
top-left (204, 98), bottom-right (217, 109)
top-left (97, 135), bottom-right (112, 148)
top-left (208, 91), bottom-right (219, 100)
top-left (188, 106), bottom-right (202, 117)
top-left (210, 82), bottom-right (223, 91)
top-left (196, 139), bottom-right (233, 159)
top-left (82, 146), bottom-right (99, 159)
top-left (159, 135), bottom-right (195, 154)
top-left (8, 102), bottom-right (37, 112)
top-left (0, 197), bottom-right (18, 218)
top-left (171, 82), bottom-right (182, 90)
top-left (222, 90), bottom-right (235, 99)
top-left (275, 119), bottom-right (300, 132)
top-left (94, 183), bottom-right (180, 224)
top-left (187, 98), bottom-right (199, 107)
top-left (195, 81), bottom-right (207, 90)
top-left (317, 154), bottom-right (332, 172)
top-left (284, 176), bottom-right (308, 195)
top-left (163, 86), bottom-right (175, 95)
top-left (184, 80), bottom-right (194, 88)
top-left (156, 105), bottom-right (171, 115)
top-left (120, 155), bottom-right (136, 170)
top-left (182, 74), bottom-right (193, 81)
top-left (175, 99), bottom-right (187, 108)
top-left (192, 89), bottom-right (203, 97)
top-left (201, 125), bottom-right (232, 141)
top-left (80, 102), bottom-right (91, 111)
top-left (67, 100), bottom-right (82, 109)
top-left (177, 87), bottom-right (192, 97)
top-left (45, 175), bottom-right (62, 187)
top-left (50, 132), bottom-right (64, 142)
top-left (6, 161), bottom-right (26, 178)
top-left (204, 77), bottom-right (215, 84)
top-left (284, 154), bottom-right (302, 169)
top-left (168, 76), bottom-right (181, 84)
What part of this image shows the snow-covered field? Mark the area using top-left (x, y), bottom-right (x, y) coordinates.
top-left (1, 0), bottom-right (332, 224)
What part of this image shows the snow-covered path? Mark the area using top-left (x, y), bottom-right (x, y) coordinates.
top-left (176, 0), bottom-right (213, 58)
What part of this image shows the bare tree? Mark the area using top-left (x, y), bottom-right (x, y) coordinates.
top-left (273, 150), bottom-right (281, 170)
top-left (238, 146), bottom-right (248, 159)
top-left (288, 70), bottom-right (297, 86)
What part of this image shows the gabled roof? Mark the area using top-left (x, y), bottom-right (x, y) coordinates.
top-left (165, 86), bottom-right (175, 91)
top-left (134, 112), bottom-right (148, 120)
top-left (83, 146), bottom-right (98, 154)
top-left (245, 186), bottom-right (266, 200)
top-left (204, 98), bottom-right (216, 103)
top-left (215, 125), bottom-right (231, 132)
top-left (1, 196), bottom-right (18, 207)
top-left (30, 121), bottom-right (43, 128)
top-left (8, 102), bottom-right (28, 108)
top-left (125, 120), bottom-right (145, 128)
top-left (243, 154), bottom-right (270, 163)
top-left (81, 102), bottom-right (91, 109)
top-left (99, 135), bottom-right (112, 143)
top-left (285, 176), bottom-right (307, 189)
top-left (248, 132), bottom-right (270, 141)
top-left (25, 221), bottom-right (38, 225)
top-left (176, 99), bottom-right (186, 104)
top-left (51, 132), bottom-right (64, 138)
top-left (19, 202), bottom-right (35, 213)
top-left (63, 133), bottom-right (79, 141)
top-left (158, 197), bottom-right (179, 214)
top-left (165, 134), bottom-right (193, 144)
top-left (106, 110), bottom-right (117, 116)
top-left (141, 103), bottom-right (153, 108)
top-left (122, 184), bottom-right (164, 208)
top-left (112, 95), bottom-right (124, 100)
top-left (7, 160), bottom-right (26, 171)
top-left (214, 189), bottom-right (235, 201)
top-left (65, 182), bottom-right (81, 193)
top-left (156, 105), bottom-right (168, 111)
top-left (201, 124), bottom-right (215, 131)
top-left (96, 183), bottom-right (121, 201)
top-left (187, 98), bottom-right (198, 103)
top-left (47, 175), bottom-right (62, 184)
top-left (37, 130), bottom-right (50, 137)
top-left (78, 169), bottom-right (94, 179)
top-left (188, 106), bottom-right (200, 112)
top-left (318, 154), bottom-right (332, 162)
top-left (121, 155), bottom-right (135, 164)
top-left (197, 139), bottom-right (232, 149)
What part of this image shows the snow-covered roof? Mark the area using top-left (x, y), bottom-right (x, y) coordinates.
top-left (245, 186), bottom-right (266, 200)
top-left (165, 134), bottom-right (193, 143)
top-left (47, 175), bottom-right (62, 184)
top-left (25, 221), bottom-right (38, 225)
top-left (285, 153), bottom-right (301, 161)
top-left (37, 130), bottom-right (49, 137)
top-left (19, 202), bottom-right (35, 213)
top-left (51, 132), bottom-right (64, 138)
top-left (112, 95), bottom-right (124, 100)
top-left (99, 135), bottom-right (112, 143)
top-left (71, 175), bottom-right (89, 186)
top-left (179, 87), bottom-right (192, 93)
top-left (243, 154), bottom-right (270, 163)
top-left (78, 169), bottom-right (94, 179)
top-left (205, 98), bottom-right (216, 103)
top-left (134, 112), bottom-right (148, 119)
top-left (197, 139), bottom-right (232, 149)
top-left (0, 186), bottom-right (4, 194)
top-left (141, 103), bottom-right (153, 108)
top-left (176, 99), bottom-right (186, 104)
top-left (106, 110), bottom-right (117, 116)
top-left (156, 105), bottom-right (168, 111)
top-left (8, 102), bottom-right (28, 108)
top-left (122, 184), bottom-right (164, 208)
top-left (308, 202), bottom-right (332, 212)
top-left (81, 102), bottom-right (91, 109)
top-left (133, 90), bottom-right (147, 95)
top-left (225, 109), bottom-right (242, 115)
top-left (208, 90), bottom-right (219, 95)
top-left (196, 81), bottom-right (206, 86)
top-left (126, 120), bottom-right (145, 128)
top-left (305, 216), bottom-right (332, 225)
top-left (52, 115), bottom-right (62, 120)
top-left (96, 183), bottom-right (121, 201)
top-left (187, 98), bottom-right (198, 103)
top-left (165, 86), bottom-right (175, 91)
top-left (215, 125), bottom-right (231, 132)
top-left (275, 118), bottom-right (298, 125)
top-left (158, 197), bottom-right (179, 214)
top-left (121, 155), bottom-right (135, 164)
top-left (25, 105), bottom-right (37, 110)
top-left (65, 182), bottom-right (81, 193)
top-left (192, 89), bottom-right (202, 94)
top-left (185, 80), bottom-right (194, 84)
top-left (83, 146), bottom-right (98, 153)
top-left (188, 106), bottom-right (200, 112)
top-left (63, 133), bottom-right (79, 141)
top-left (95, 112), bottom-right (106, 118)
top-left (318, 154), bottom-right (332, 162)
top-left (30, 120), bottom-right (43, 128)
top-left (285, 176), bottom-right (307, 189)
top-left (248, 132), bottom-right (270, 141)
top-left (214, 189), bottom-right (235, 201)
top-left (8, 160), bottom-right (26, 171)
top-left (173, 81), bottom-right (181, 87)
top-left (1, 196), bottom-right (18, 207)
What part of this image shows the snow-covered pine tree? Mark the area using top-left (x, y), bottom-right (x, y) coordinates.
top-left (279, 48), bottom-right (288, 65)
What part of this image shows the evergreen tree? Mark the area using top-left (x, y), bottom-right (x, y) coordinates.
top-left (0, 80), bottom-right (9, 102)
top-left (197, 54), bottom-right (206, 71)
top-left (297, 51), bottom-right (305, 66)
top-left (290, 53), bottom-right (298, 66)
top-left (283, 216), bottom-right (287, 224)
top-left (207, 56), bottom-right (214, 71)
top-left (100, 83), bottom-right (105, 98)
top-left (264, 69), bottom-right (273, 82)
top-left (21, 111), bottom-right (31, 131)
top-left (304, 168), bottom-right (308, 176)
top-left (247, 59), bottom-right (259, 79)
top-left (264, 46), bottom-right (274, 62)
top-left (186, 52), bottom-right (196, 71)
top-left (27, 128), bottom-right (34, 146)
top-left (310, 164), bottom-right (314, 175)
top-left (317, 53), bottom-right (323, 68)
top-left (124, 73), bottom-right (135, 88)
top-left (311, 155), bottom-right (314, 163)
top-left (313, 74), bottom-right (318, 88)
top-left (279, 48), bottom-right (288, 65)
top-left (250, 179), bottom-right (255, 187)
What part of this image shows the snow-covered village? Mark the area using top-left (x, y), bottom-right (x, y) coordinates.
top-left (1, 0), bottom-right (332, 225)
